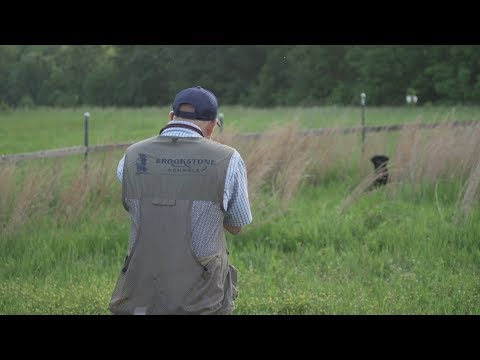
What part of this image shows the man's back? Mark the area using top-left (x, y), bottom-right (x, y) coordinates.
top-left (109, 86), bottom-right (252, 315)
top-left (110, 135), bottom-right (238, 314)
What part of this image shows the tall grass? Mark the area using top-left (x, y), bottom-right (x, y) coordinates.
top-left (1, 114), bottom-right (480, 314)
top-left (0, 151), bottom-right (123, 239)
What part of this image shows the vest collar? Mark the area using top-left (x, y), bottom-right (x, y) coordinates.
top-left (159, 122), bottom-right (204, 137)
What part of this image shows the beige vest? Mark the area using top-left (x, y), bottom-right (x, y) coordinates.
top-left (109, 135), bottom-right (237, 315)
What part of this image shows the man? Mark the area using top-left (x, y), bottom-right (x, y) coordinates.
top-left (109, 86), bottom-right (252, 315)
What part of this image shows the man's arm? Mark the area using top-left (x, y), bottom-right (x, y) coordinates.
top-left (224, 224), bottom-right (242, 235)
top-left (117, 154), bottom-right (126, 183)
top-left (223, 151), bottom-right (252, 235)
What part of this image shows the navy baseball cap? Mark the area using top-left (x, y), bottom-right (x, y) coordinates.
top-left (172, 86), bottom-right (218, 120)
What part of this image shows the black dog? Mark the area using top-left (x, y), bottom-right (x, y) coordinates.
top-left (370, 155), bottom-right (389, 188)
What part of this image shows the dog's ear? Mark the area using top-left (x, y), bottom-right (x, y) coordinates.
top-left (371, 155), bottom-right (389, 167)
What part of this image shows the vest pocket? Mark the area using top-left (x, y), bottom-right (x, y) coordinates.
top-left (151, 198), bottom-right (176, 206)
top-left (229, 264), bottom-right (238, 300)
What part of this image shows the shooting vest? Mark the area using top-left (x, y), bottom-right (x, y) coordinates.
top-left (109, 135), bottom-right (237, 315)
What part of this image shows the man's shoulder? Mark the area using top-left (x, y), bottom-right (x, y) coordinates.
top-left (207, 140), bottom-right (238, 155)
top-left (126, 136), bottom-right (158, 153)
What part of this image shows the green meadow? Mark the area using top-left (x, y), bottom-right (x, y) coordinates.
top-left (2, 105), bottom-right (479, 154)
top-left (1, 106), bottom-right (480, 314)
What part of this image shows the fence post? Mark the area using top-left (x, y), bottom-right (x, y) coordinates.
top-left (360, 93), bottom-right (366, 153)
top-left (84, 112), bottom-right (90, 172)
top-left (218, 112), bottom-right (224, 132)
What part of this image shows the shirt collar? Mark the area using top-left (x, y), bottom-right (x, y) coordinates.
top-left (160, 120), bottom-right (203, 137)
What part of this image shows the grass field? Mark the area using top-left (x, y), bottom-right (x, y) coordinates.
top-left (2, 105), bottom-right (480, 154)
top-left (1, 106), bottom-right (479, 314)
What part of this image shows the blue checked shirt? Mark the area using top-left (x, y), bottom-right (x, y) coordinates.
top-left (117, 121), bottom-right (252, 256)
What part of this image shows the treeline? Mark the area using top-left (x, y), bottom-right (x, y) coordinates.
top-left (1, 45), bottom-right (480, 108)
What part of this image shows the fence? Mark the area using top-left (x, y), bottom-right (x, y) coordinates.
top-left (1, 119), bottom-right (480, 164)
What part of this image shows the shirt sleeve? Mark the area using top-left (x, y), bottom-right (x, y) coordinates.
top-left (117, 154), bottom-right (125, 183)
top-left (223, 151), bottom-right (253, 227)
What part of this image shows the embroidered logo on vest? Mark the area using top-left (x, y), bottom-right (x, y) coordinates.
top-left (135, 153), bottom-right (150, 175)
top-left (155, 158), bottom-right (216, 173)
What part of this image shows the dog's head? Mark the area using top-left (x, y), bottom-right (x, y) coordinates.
top-left (370, 155), bottom-right (389, 169)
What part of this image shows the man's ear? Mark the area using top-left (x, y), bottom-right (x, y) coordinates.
top-left (205, 119), bottom-right (217, 138)
top-left (169, 111), bottom-right (175, 121)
